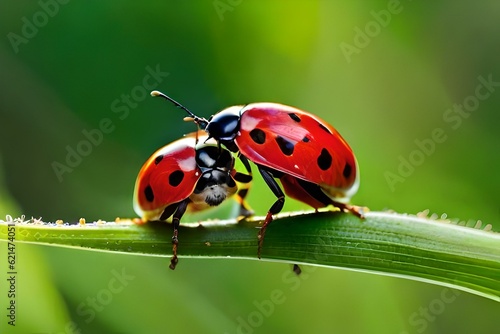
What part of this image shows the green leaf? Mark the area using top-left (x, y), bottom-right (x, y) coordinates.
top-left (1, 211), bottom-right (499, 301)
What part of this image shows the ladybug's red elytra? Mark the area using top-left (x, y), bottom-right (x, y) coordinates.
top-left (134, 131), bottom-right (252, 269)
top-left (150, 91), bottom-right (364, 258)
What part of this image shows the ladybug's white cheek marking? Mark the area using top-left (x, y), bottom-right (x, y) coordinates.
top-left (192, 185), bottom-right (231, 207)
top-left (205, 186), bottom-right (229, 206)
top-left (178, 158), bottom-right (196, 171)
top-left (240, 115), bottom-right (261, 131)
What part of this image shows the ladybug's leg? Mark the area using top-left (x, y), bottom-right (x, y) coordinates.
top-left (333, 202), bottom-right (365, 218)
top-left (233, 155), bottom-right (253, 217)
top-left (168, 199), bottom-right (189, 270)
top-left (233, 183), bottom-right (253, 218)
top-left (292, 264), bottom-right (302, 275)
top-left (292, 177), bottom-right (365, 219)
top-left (257, 166), bottom-right (285, 258)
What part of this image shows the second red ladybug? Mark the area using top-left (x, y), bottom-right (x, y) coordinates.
top-left (134, 131), bottom-right (252, 269)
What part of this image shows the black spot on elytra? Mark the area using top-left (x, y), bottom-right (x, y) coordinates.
top-left (275, 136), bottom-right (295, 156)
top-left (302, 136), bottom-right (310, 143)
top-left (250, 128), bottom-right (266, 144)
top-left (288, 113), bottom-right (301, 122)
top-left (319, 123), bottom-right (332, 134)
top-left (144, 185), bottom-right (154, 202)
top-left (169, 170), bottom-right (184, 187)
top-left (343, 163), bottom-right (352, 179)
top-left (317, 148), bottom-right (332, 170)
top-left (154, 155), bottom-right (164, 165)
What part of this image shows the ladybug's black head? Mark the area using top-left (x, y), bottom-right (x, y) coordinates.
top-left (193, 146), bottom-right (237, 206)
top-left (196, 146), bottom-right (233, 171)
top-left (206, 107), bottom-right (242, 142)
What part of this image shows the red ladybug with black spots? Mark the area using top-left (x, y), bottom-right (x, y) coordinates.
top-left (134, 131), bottom-right (252, 269)
top-left (151, 91), bottom-right (363, 257)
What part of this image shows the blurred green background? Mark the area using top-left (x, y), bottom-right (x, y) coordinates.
top-left (1, 1), bottom-right (500, 333)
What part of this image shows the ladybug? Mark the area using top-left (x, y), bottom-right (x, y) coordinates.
top-left (151, 91), bottom-right (363, 257)
top-left (134, 131), bottom-right (252, 269)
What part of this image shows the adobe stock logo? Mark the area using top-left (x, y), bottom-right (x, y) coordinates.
top-left (385, 74), bottom-right (499, 192)
top-left (213, 0), bottom-right (244, 21)
top-left (7, 0), bottom-right (71, 54)
top-left (400, 288), bottom-right (461, 334)
top-left (226, 266), bottom-right (316, 334)
top-left (340, 0), bottom-right (405, 63)
top-left (43, 267), bottom-right (136, 334)
top-left (76, 268), bottom-right (135, 324)
top-left (51, 64), bottom-right (169, 182)
top-left (225, 236), bottom-right (334, 334)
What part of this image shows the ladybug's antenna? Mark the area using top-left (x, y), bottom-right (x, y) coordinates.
top-left (150, 90), bottom-right (208, 128)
